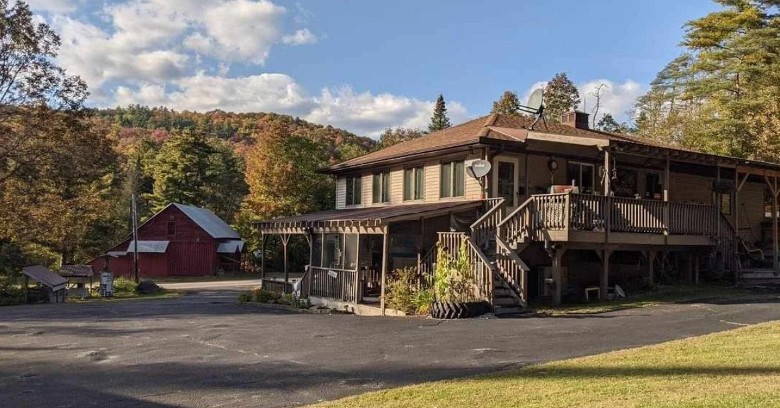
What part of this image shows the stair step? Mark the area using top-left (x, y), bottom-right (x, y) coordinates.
top-left (492, 297), bottom-right (519, 306)
top-left (494, 306), bottom-right (523, 315)
top-left (493, 288), bottom-right (512, 297)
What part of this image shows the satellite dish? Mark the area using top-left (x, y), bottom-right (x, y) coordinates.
top-left (467, 160), bottom-right (492, 179)
top-left (517, 88), bottom-right (547, 131)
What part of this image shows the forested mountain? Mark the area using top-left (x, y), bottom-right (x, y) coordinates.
top-left (90, 105), bottom-right (377, 162)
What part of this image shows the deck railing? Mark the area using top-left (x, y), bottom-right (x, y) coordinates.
top-left (470, 197), bottom-right (505, 248)
top-left (309, 266), bottom-right (359, 303)
top-left (501, 193), bottom-right (729, 242)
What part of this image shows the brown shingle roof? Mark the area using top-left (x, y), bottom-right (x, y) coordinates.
top-left (325, 112), bottom-right (767, 173)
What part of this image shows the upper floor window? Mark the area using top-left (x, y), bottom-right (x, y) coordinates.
top-left (440, 160), bottom-right (465, 198)
top-left (403, 166), bottom-right (425, 201)
top-left (566, 161), bottom-right (595, 194)
top-left (345, 176), bottom-right (362, 206)
top-left (372, 171), bottom-right (390, 203)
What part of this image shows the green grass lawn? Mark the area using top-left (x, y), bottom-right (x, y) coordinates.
top-left (531, 283), bottom-right (758, 316)
top-left (311, 321), bottom-right (780, 408)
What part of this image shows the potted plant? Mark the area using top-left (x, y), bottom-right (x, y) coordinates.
top-left (430, 240), bottom-right (491, 319)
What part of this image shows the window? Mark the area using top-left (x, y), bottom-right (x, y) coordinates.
top-left (403, 166), bottom-right (425, 201)
top-left (440, 160), bottom-right (465, 198)
top-left (566, 161), bottom-right (595, 194)
top-left (345, 176), bottom-right (362, 206)
top-left (166, 221), bottom-right (176, 236)
top-left (372, 171), bottom-right (390, 203)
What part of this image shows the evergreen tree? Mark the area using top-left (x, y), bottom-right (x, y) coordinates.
top-left (596, 113), bottom-right (630, 133)
top-left (429, 94), bottom-right (451, 132)
top-left (148, 131), bottom-right (247, 222)
top-left (544, 73), bottom-right (581, 123)
top-left (491, 90), bottom-right (521, 115)
top-left (636, 0), bottom-right (780, 161)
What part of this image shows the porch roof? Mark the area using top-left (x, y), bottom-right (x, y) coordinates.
top-left (254, 200), bottom-right (483, 234)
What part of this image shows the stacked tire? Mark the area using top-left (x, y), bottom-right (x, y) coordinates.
top-left (430, 301), bottom-right (491, 319)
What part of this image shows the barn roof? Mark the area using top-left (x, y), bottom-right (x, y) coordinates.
top-left (126, 240), bottom-right (170, 253)
top-left (22, 265), bottom-right (67, 291)
top-left (217, 240), bottom-right (245, 254)
top-left (172, 204), bottom-right (240, 239)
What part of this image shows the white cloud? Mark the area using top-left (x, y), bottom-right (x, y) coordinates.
top-left (283, 28), bottom-right (318, 45)
top-left (25, 0), bottom-right (79, 14)
top-left (579, 79), bottom-right (644, 124)
top-left (38, 0), bottom-right (468, 137)
top-left (523, 79), bottom-right (644, 125)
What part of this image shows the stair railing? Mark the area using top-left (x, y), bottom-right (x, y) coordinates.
top-left (494, 236), bottom-right (529, 307)
top-left (470, 198), bottom-right (505, 249)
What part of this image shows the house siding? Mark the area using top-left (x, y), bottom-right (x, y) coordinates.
top-left (335, 177), bottom-right (346, 209)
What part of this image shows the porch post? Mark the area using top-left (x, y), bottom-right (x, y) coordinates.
top-left (354, 232), bottom-right (362, 303)
top-left (603, 149), bottom-right (610, 196)
top-left (380, 229), bottom-right (389, 315)
top-left (260, 234), bottom-right (268, 279)
top-left (281, 233), bottom-right (291, 287)
top-left (663, 154), bottom-right (670, 236)
top-left (766, 174), bottom-right (779, 274)
top-left (600, 249), bottom-right (612, 300)
top-left (694, 256), bottom-right (700, 285)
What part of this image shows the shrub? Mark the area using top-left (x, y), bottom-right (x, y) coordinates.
top-left (251, 288), bottom-right (280, 303)
top-left (386, 267), bottom-right (433, 315)
top-left (433, 240), bottom-right (479, 303)
top-left (238, 292), bottom-right (252, 303)
top-left (112, 277), bottom-right (137, 295)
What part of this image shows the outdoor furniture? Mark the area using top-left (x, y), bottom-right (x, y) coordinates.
top-left (584, 286), bottom-right (600, 302)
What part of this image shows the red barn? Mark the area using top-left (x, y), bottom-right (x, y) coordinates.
top-left (91, 203), bottom-right (245, 277)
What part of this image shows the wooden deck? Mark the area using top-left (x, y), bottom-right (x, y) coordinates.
top-left (500, 193), bottom-right (735, 249)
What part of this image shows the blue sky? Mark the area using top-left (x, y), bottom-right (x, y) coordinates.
top-left (28, 0), bottom-right (718, 137)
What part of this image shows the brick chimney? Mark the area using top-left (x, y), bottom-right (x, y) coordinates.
top-left (561, 110), bottom-right (590, 130)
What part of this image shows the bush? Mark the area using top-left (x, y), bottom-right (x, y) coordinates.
top-left (386, 267), bottom-right (432, 315)
top-left (241, 289), bottom-right (310, 309)
top-left (112, 277), bottom-right (137, 295)
top-left (0, 287), bottom-right (25, 306)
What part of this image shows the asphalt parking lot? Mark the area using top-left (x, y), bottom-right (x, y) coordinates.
top-left (2, 289), bottom-right (779, 407)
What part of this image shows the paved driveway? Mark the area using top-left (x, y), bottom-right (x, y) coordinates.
top-left (1, 290), bottom-right (779, 408)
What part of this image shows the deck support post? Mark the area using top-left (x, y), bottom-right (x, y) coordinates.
top-left (647, 251), bottom-right (655, 288)
top-left (600, 249), bottom-right (612, 300)
top-left (694, 255), bottom-right (700, 285)
top-left (380, 230), bottom-right (389, 315)
top-left (663, 154), bottom-right (670, 237)
top-left (550, 248), bottom-right (566, 306)
top-left (280, 233), bottom-right (291, 288)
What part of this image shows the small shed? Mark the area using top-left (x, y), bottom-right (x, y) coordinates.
top-left (22, 265), bottom-right (68, 303)
top-left (59, 265), bottom-right (94, 298)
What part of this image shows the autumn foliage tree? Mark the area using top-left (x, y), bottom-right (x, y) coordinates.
top-left (491, 90), bottom-right (521, 115)
top-left (544, 73), bottom-right (581, 123)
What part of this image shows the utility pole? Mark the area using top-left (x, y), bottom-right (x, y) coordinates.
top-left (132, 194), bottom-right (140, 283)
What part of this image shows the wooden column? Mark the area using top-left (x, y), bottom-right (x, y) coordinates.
top-left (260, 235), bottom-right (268, 279)
top-left (281, 234), bottom-right (291, 287)
top-left (551, 249), bottom-right (566, 306)
top-left (663, 154), bottom-right (670, 237)
top-left (600, 249), bottom-right (612, 300)
top-left (603, 149), bottom-right (611, 196)
top-left (354, 232), bottom-right (362, 303)
top-left (380, 230), bottom-right (389, 315)
top-left (647, 251), bottom-right (655, 288)
top-left (765, 175), bottom-right (779, 274)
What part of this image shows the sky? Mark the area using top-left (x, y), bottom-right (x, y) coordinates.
top-left (27, 0), bottom-right (720, 137)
